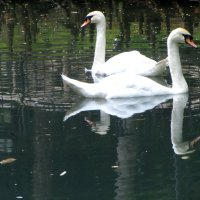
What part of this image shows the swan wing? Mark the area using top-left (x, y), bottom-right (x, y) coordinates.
top-left (93, 51), bottom-right (166, 76)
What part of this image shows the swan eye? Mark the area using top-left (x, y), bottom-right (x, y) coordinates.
top-left (84, 15), bottom-right (93, 22)
top-left (81, 15), bottom-right (93, 28)
top-left (183, 34), bottom-right (193, 41)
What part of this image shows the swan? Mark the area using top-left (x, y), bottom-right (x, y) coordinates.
top-left (62, 28), bottom-right (197, 99)
top-left (81, 11), bottom-right (168, 77)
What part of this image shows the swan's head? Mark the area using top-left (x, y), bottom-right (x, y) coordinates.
top-left (81, 11), bottom-right (105, 28)
top-left (168, 28), bottom-right (197, 48)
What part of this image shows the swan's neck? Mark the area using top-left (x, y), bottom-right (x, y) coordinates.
top-left (168, 41), bottom-right (188, 93)
top-left (93, 21), bottom-right (106, 69)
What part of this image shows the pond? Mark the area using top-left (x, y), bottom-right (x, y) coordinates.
top-left (0, 0), bottom-right (200, 200)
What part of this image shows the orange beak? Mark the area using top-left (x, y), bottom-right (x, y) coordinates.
top-left (185, 38), bottom-right (197, 48)
top-left (81, 19), bottom-right (91, 28)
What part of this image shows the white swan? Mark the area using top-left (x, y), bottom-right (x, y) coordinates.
top-left (62, 28), bottom-right (197, 99)
top-left (81, 11), bottom-right (168, 77)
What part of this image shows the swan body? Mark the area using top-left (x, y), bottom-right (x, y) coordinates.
top-left (81, 11), bottom-right (168, 77)
top-left (62, 28), bottom-right (197, 99)
top-left (62, 72), bottom-right (172, 98)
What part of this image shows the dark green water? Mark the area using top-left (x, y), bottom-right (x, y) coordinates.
top-left (0, 1), bottom-right (200, 200)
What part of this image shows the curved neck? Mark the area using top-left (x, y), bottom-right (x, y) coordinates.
top-left (93, 20), bottom-right (106, 68)
top-left (167, 41), bottom-right (188, 93)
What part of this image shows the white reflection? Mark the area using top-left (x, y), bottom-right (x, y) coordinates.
top-left (64, 95), bottom-right (172, 120)
top-left (64, 95), bottom-right (172, 134)
top-left (89, 111), bottom-right (110, 135)
top-left (171, 94), bottom-right (199, 156)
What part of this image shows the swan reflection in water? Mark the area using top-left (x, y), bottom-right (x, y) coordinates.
top-left (64, 94), bottom-right (173, 134)
top-left (171, 94), bottom-right (200, 157)
top-left (171, 94), bottom-right (200, 200)
top-left (64, 92), bottom-right (200, 150)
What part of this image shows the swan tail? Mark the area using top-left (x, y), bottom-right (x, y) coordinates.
top-left (61, 74), bottom-right (98, 98)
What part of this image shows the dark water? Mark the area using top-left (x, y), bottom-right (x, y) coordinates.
top-left (0, 1), bottom-right (200, 200)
